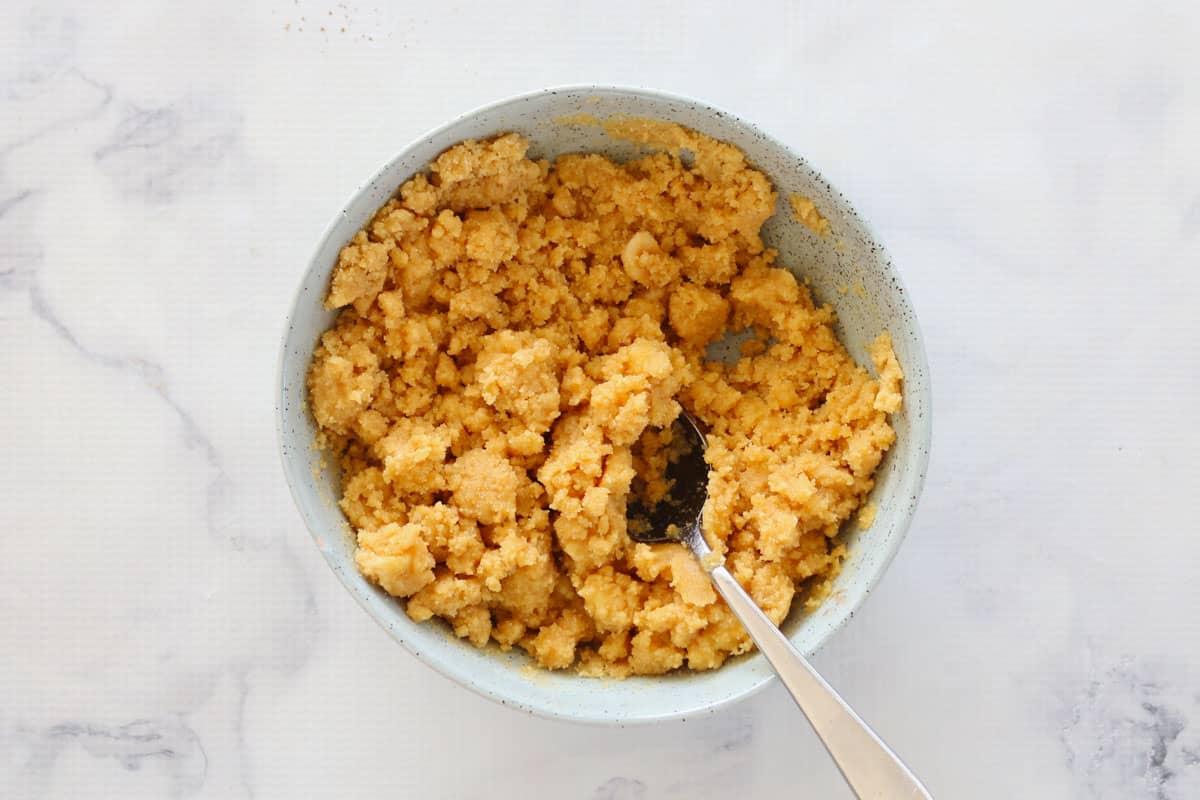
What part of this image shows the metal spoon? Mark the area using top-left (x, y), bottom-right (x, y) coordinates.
top-left (628, 411), bottom-right (933, 800)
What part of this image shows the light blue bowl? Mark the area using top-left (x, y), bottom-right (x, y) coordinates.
top-left (276, 86), bottom-right (931, 725)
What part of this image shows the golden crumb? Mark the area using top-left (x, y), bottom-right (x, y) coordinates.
top-left (857, 502), bottom-right (878, 530)
top-left (789, 194), bottom-right (830, 237)
top-left (554, 112), bottom-right (602, 127)
top-left (308, 125), bottom-right (901, 676)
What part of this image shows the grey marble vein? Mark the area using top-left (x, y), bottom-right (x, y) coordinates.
top-left (232, 668), bottom-right (256, 800)
top-left (93, 97), bottom-right (246, 204)
top-left (0, 68), bottom-right (113, 157)
top-left (24, 263), bottom-right (234, 542)
top-left (593, 776), bottom-right (647, 800)
top-left (1, 12), bottom-right (323, 799)
top-left (1, 45), bottom-right (239, 554)
top-left (0, 189), bottom-right (38, 286)
top-left (5, 718), bottom-right (207, 798)
top-left (1059, 656), bottom-right (1200, 799)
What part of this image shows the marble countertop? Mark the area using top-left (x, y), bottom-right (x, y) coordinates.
top-left (3, 1), bottom-right (1198, 797)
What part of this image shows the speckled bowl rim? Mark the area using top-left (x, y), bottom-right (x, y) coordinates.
top-left (276, 84), bottom-right (932, 725)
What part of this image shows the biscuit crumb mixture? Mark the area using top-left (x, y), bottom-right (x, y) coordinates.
top-left (308, 125), bottom-right (901, 676)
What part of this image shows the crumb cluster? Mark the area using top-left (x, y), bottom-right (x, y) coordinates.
top-left (309, 122), bottom-right (901, 675)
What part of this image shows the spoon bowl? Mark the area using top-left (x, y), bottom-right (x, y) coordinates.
top-left (626, 414), bottom-right (709, 546)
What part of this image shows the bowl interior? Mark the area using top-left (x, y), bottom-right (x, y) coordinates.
top-left (277, 87), bottom-right (930, 724)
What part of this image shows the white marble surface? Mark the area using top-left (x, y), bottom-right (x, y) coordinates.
top-left (2, 1), bottom-right (1198, 797)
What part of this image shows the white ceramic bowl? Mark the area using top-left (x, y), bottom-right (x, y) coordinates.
top-left (277, 86), bottom-right (931, 725)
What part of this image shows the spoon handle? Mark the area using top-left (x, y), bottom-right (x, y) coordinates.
top-left (708, 565), bottom-right (933, 800)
